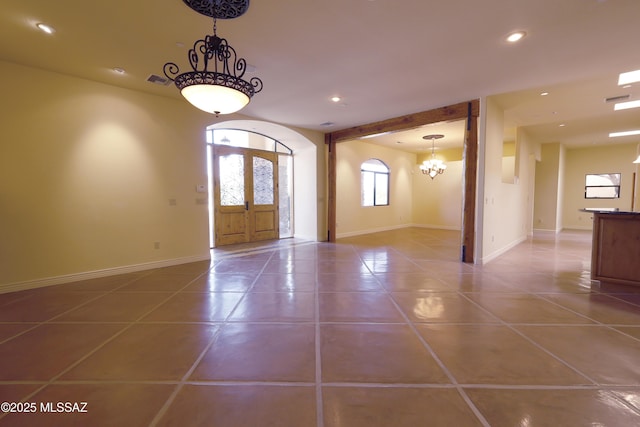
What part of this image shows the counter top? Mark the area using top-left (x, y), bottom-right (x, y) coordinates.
top-left (580, 208), bottom-right (640, 215)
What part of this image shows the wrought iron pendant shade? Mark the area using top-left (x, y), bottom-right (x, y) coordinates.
top-left (163, 0), bottom-right (263, 116)
top-left (420, 134), bottom-right (447, 179)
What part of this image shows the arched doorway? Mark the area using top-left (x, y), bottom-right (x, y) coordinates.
top-left (207, 120), bottom-right (320, 247)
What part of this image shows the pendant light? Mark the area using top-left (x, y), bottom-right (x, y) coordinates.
top-left (163, 0), bottom-right (263, 116)
top-left (420, 134), bottom-right (447, 179)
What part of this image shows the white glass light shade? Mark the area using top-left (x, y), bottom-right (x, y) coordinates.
top-left (633, 155), bottom-right (640, 164)
top-left (181, 84), bottom-right (250, 115)
top-left (420, 159), bottom-right (447, 179)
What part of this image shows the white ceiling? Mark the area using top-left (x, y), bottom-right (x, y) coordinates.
top-left (2, 0), bottom-right (639, 154)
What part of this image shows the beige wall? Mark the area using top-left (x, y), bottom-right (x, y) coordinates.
top-left (533, 143), bottom-right (564, 232)
top-left (335, 140), bottom-right (414, 237)
top-left (562, 143), bottom-right (639, 230)
top-left (480, 97), bottom-right (534, 263)
top-left (0, 61), bottom-right (325, 290)
top-left (335, 138), bottom-right (465, 238)
top-left (413, 147), bottom-right (463, 230)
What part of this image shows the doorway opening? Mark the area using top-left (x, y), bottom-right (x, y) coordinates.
top-left (206, 128), bottom-right (294, 247)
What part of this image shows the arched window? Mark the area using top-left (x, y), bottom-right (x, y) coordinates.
top-left (361, 159), bottom-right (389, 206)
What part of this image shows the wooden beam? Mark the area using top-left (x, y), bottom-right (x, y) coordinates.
top-left (326, 133), bottom-right (337, 242)
top-left (326, 101), bottom-right (479, 144)
top-left (462, 103), bottom-right (479, 263)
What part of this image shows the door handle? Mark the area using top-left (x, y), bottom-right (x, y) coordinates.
top-left (245, 201), bottom-right (249, 210)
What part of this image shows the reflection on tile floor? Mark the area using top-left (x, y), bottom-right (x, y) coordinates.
top-left (1, 228), bottom-right (639, 426)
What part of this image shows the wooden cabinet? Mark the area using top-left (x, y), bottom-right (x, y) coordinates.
top-left (591, 212), bottom-right (640, 287)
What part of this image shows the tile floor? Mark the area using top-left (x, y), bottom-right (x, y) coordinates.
top-left (1, 228), bottom-right (640, 426)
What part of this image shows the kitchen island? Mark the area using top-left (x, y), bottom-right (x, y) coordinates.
top-left (587, 209), bottom-right (640, 287)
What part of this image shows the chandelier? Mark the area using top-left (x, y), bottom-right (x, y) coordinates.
top-left (163, 0), bottom-right (263, 116)
top-left (420, 134), bottom-right (447, 179)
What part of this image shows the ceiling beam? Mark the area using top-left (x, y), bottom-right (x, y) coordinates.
top-left (326, 100), bottom-right (480, 144)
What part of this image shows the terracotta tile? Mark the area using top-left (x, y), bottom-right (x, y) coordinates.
top-left (466, 293), bottom-right (595, 324)
top-left (317, 260), bottom-right (369, 274)
top-left (614, 326), bottom-right (640, 340)
top-left (374, 273), bottom-right (453, 292)
top-left (142, 292), bottom-right (242, 322)
top-left (251, 273), bottom-right (316, 292)
top-left (413, 260), bottom-right (475, 275)
top-left (55, 292), bottom-right (171, 322)
top-left (0, 324), bottom-right (35, 342)
top-left (465, 388), bottom-right (640, 426)
top-left (191, 323), bottom-right (315, 382)
top-left (0, 384), bottom-right (43, 404)
top-left (156, 385), bottom-right (316, 427)
top-left (438, 272), bottom-right (516, 292)
top-left (392, 293), bottom-right (499, 323)
top-left (36, 272), bottom-right (145, 292)
top-left (516, 325), bottom-right (640, 385)
top-left (262, 259), bottom-right (317, 274)
top-left (229, 292), bottom-right (315, 322)
top-left (213, 259), bottom-right (269, 274)
top-left (542, 293), bottom-right (640, 325)
top-left (363, 259), bottom-right (425, 274)
top-left (116, 273), bottom-right (195, 292)
top-left (0, 383), bottom-right (175, 427)
top-left (155, 260), bottom-right (212, 276)
top-left (2, 229), bottom-right (638, 425)
top-left (609, 388), bottom-right (640, 412)
top-left (415, 324), bottom-right (592, 385)
top-left (61, 324), bottom-right (217, 381)
top-left (317, 273), bottom-right (383, 292)
top-left (323, 386), bottom-right (484, 427)
top-left (0, 324), bottom-right (126, 380)
top-left (321, 324), bottom-right (449, 384)
top-left (0, 292), bottom-right (102, 322)
top-left (182, 273), bottom-right (256, 292)
top-left (319, 292), bottom-right (403, 322)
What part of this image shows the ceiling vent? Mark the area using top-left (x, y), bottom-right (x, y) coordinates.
top-left (146, 74), bottom-right (171, 86)
top-left (605, 94), bottom-right (630, 103)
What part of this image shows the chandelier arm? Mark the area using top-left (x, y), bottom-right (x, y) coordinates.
top-left (163, 62), bottom-right (180, 82)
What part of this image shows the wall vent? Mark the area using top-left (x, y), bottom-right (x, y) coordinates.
top-left (146, 74), bottom-right (171, 86)
top-left (604, 94), bottom-right (630, 103)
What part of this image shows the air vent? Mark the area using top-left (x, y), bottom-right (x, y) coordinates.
top-left (146, 74), bottom-right (171, 86)
top-left (605, 94), bottom-right (630, 103)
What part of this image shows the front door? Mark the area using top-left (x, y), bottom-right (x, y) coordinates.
top-left (213, 145), bottom-right (279, 246)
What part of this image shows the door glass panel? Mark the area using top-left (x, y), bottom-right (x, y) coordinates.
top-left (278, 154), bottom-right (292, 237)
top-left (219, 154), bottom-right (245, 206)
top-left (253, 156), bottom-right (274, 205)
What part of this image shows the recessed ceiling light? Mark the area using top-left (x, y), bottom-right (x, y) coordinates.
top-left (36, 23), bottom-right (55, 34)
top-left (506, 31), bottom-right (526, 43)
top-left (540, 92), bottom-right (549, 96)
top-left (614, 100), bottom-right (640, 111)
top-left (331, 96), bottom-right (341, 103)
top-left (609, 129), bottom-right (640, 138)
top-left (559, 124), bottom-right (566, 127)
top-left (618, 69), bottom-right (640, 86)
top-left (113, 67), bottom-right (126, 75)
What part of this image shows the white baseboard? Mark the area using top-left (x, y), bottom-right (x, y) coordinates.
top-left (0, 254), bottom-right (211, 294)
top-left (336, 223), bottom-right (462, 239)
top-left (532, 227), bottom-right (562, 234)
top-left (411, 223), bottom-right (462, 231)
top-left (479, 235), bottom-right (527, 265)
top-left (336, 224), bottom-right (409, 239)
